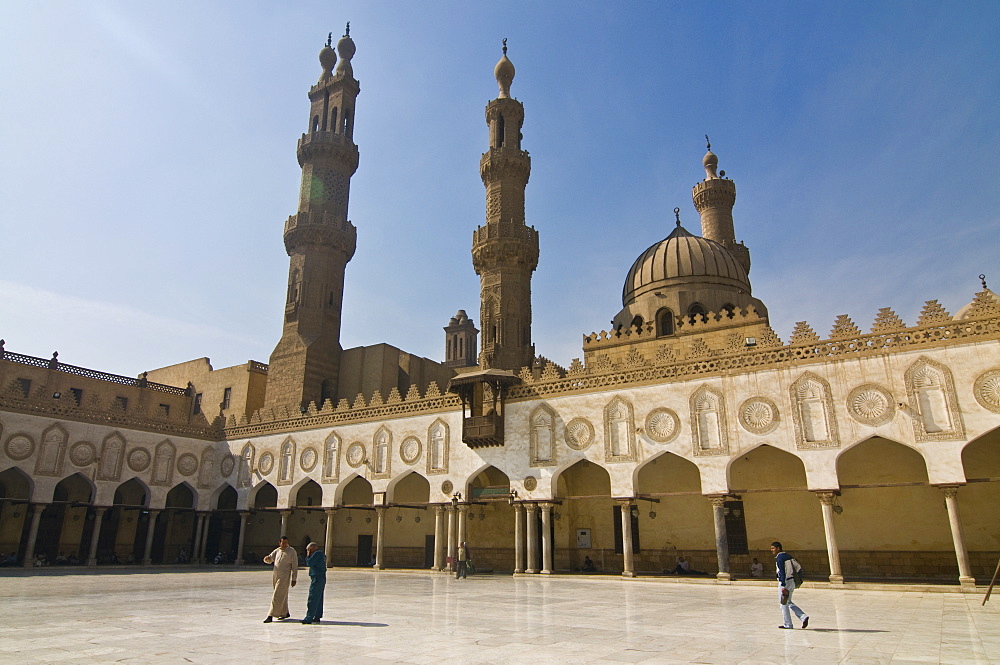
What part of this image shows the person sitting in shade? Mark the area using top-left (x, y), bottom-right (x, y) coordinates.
top-left (750, 557), bottom-right (764, 578)
top-left (667, 555), bottom-right (706, 575)
top-left (581, 556), bottom-right (597, 572)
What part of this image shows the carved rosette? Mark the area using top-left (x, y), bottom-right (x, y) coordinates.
top-left (441, 480), bottom-right (454, 495)
top-left (399, 437), bottom-right (421, 465)
top-left (258, 452), bottom-right (275, 475)
top-left (176, 453), bottom-right (199, 477)
top-left (69, 442), bottom-right (97, 466)
top-left (220, 454), bottom-right (236, 477)
top-left (300, 447), bottom-right (318, 472)
top-left (564, 418), bottom-right (595, 451)
top-left (4, 434), bottom-right (35, 461)
top-left (127, 447), bottom-right (151, 472)
top-left (738, 397), bottom-right (779, 435)
top-left (523, 476), bottom-right (538, 492)
top-left (345, 442), bottom-right (366, 469)
top-left (973, 369), bottom-right (1000, 413)
top-left (644, 408), bottom-right (680, 443)
top-left (846, 384), bottom-right (895, 426)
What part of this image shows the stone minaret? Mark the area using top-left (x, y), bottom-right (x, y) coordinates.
top-left (265, 27), bottom-right (360, 410)
top-left (472, 41), bottom-right (539, 371)
top-left (692, 138), bottom-right (751, 274)
top-left (444, 310), bottom-right (479, 368)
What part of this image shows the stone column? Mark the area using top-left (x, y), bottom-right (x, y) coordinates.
top-left (432, 505), bottom-right (445, 571)
top-left (279, 510), bottom-right (291, 537)
top-left (446, 506), bottom-right (457, 572)
top-left (540, 502), bottom-right (553, 574)
top-left (87, 507), bottom-right (107, 567)
top-left (374, 507), bottom-right (386, 570)
top-left (235, 511), bottom-right (249, 566)
top-left (816, 492), bottom-right (844, 584)
top-left (22, 503), bottom-right (46, 568)
top-left (941, 486), bottom-right (976, 587)
top-left (709, 496), bottom-right (730, 581)
top-left (618, 500), bottom-right (635, 578)
top-left (513, 503), bottom-right (525, 574)
top-left (324, 509), bottom-right (336, 568)
top-left (142, 510), bottom-right (160, 565)
top-left (457, 503), bottom-right (469, 550)
top-left (192, 512), bottom-right (206, 564)
top-left (525, 504), bottom-right (539, 573)
top-left (199, 512), bottom-right (211, 562)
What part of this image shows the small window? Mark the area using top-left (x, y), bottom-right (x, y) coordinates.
top-left (222, 387), bottom-right (232, 410)
top-left (331, 107), bottom-right (338, 131)
top-left (687, 303), bottom-right (707, 325)
top-left (656, 308), bottom-right (675, 337)
top-left (159, 404), bottom-right (170, 417)
top-left (722, 303), bottom-right (736, 319)
top-left (193, 393), bottom-right (203, 415)
top-left (497, 114), bottom-right (506, 148)
top-left (69, 388), bottom-right (83, 405)
top-left (113, 396), bottom-right (128, 411)
top-left (630, 315), bottom-right (644, 331)
top-left (311, 115), bottom-right (319, 132)
top-left (16, 378), bottom-right (31, 398)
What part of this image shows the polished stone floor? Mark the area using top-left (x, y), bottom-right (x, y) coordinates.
top-left (0, 568), bottom-right (997, 664)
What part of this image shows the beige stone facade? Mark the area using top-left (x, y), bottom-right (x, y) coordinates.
top-left (1, 34), bottom-right (997, 585)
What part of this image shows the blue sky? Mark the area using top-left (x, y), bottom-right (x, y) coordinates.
top-left (1, 1), bottom-right (998, 378)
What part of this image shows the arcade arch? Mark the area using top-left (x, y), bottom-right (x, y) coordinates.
top-left (553, 459), bottom-right (614, 573)
top-left (959, 428), bottom-right (1000, 579)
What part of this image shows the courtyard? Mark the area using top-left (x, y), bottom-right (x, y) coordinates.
top-left (0, 568), bottom-right (997, 664)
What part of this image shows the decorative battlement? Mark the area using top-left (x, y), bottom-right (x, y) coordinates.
top-left (472, 220), bottom-right (538, 244)
top-left (247, 360), bottom-right (269, 374)
top-left (0, 347), bottom-right (188, 396)
top-left (296, 131), bottom-right (360, 169)
top-left (585, 305), bottom-right (768, 351)
top-left (480, 147), bottom-right (531, 184)
top-left (692, 177), bottom-right (736, 210)
top-left (283, 212), bottom-right (357, 257)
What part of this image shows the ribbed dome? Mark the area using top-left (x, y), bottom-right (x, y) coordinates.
top-left (622, 224), bottom-right (750, 305)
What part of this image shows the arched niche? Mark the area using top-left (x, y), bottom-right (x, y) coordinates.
top-left (114, 478), bottom-right (149, 507)
top-left (553, 459), bottom-right (615, 566)
top-left (634, 452), bottom-right (712, 553)
top-left (294, 479), bottom-right (323, 507)
top-left (387, 471), bottom-right (430, 504)
top-left (165, 482), bottom-right (196, 509)
top-left (0, 466), bottom-right (34, 501)
top-left (214, 484), bottom-right (238, 510)
top-left (340, 475), bottom-right (373, 506)
top-left (468, 465), bottom-right (510, 501)
top-left (53, 472), bottom-right (95, 504)
top-left (728, 445), bottom-right (819, 555)
top-left (251, 482), bottom-right (278, 509)
top-left (958, 427), bottom-right (1000, 564)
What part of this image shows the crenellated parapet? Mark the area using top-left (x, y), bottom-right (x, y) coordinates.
top-left (283, 211), bottom-right (357, 257)
top-left (296, 130), bottom-right (360, 171)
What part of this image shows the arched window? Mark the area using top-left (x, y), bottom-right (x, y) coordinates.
top-left (688, 303), bottom-right (707, 325)
top-left (722, 303), bottom-right (736, 319)
top-left (497, 114), bottom-right (505, 148)
top-left (630, 315), bottom-right (644, 331)
top-left (656, 308), bottom-right (675, 336)
top-left (311, 115), bottom-right (319, 133)
top-left (331, 107), bottom-right (338, 132)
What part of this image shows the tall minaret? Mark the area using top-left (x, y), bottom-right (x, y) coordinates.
top-left (265, 26), bottom-right (360, 409)
top-left (472, 41), bottom-right (539, 371)
top-left (692, 138), bottom-right (751, 274)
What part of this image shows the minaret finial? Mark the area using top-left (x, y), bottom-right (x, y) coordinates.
top-left (981, 274), bottom-right (989, 290)
top-left (674, 207), bottom-right (681, 227)
top-left (502, 38), bottom-right (508, 55)
top-left (494, 38), bottom-right (515, 98)
top-left (326, 32), bottom-right (332, 48)
top-left (705, 134), bottom-right (711, 150)
top-left (702, 136), bottom-right (719, 179)
top-left (345, 21), bottom-right (350, 37)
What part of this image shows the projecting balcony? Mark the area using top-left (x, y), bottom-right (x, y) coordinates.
top-left (462, 412), bottom-right (504, 448)
top-left (447, 368), bottom-right (521, 449)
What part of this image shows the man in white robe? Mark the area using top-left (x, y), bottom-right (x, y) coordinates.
top-left (263, 536), bottom-right (298, 622)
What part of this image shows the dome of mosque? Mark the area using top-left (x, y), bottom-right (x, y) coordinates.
top-left (622, 223), bottom-right (750, 306)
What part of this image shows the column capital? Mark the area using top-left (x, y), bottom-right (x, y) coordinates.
top-left (456, 503), bottom-right (470, 513)
top-left (814, 491), bottom-right (839, 505)
top-left (615, 498), bottom-right (635, 508)
top-left (92, 506), bottom-right (108, 515)
top-left (939, 485), bottom-right (961, 499)
top-left (280, 509), bottom-right (292, 517)
top-left (375, 506), bottom-right (386, 516)
top-left (708, 496), bottom-right (727, 509)
top-left (324, 507), bottom-right (337, 516)
top-left (30, 502), bottom-right (48, 513)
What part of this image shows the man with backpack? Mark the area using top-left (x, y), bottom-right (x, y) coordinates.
top-left (771, 541), bottom-right (809, 629)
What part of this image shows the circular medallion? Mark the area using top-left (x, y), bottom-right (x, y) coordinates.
top-left (345, 442), bottom-right (366, 468)
top-left (300, 446), bottom-right (318, 472)
top-left (644, 408), bottom-right (680, 443)
top-left (4, 434), bottom-right (35, 461)
top-left (564, 418), bottom-right (595, 451)
top-left (738, 397), bottom-right (780, 435)
top-left (441, 480), bottom-right (454, 495)
top-left (176, 453), bottom-right (198, 476)
top-left (974, 369), bottom-right (1000, 413)
top-left (69, 442), bottom-right (97, 466)
top-left (523, 476), bottom-right (538, 491)
top-left (847, 384), bottom-right (894, 426)
top-left (399, 437), bottom-right (422, 465)
top-left (220, 454), bottom-right (236, 477)
top-left (127, 447), bottom-right (151, 472)
top-left (258, 452), bottom-right (275, 475)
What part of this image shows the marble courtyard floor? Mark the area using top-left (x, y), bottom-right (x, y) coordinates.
top-left (0, 568), bottom-right (997, 665)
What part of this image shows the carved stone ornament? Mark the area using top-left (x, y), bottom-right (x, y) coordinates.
top-left (127, 447), bottom-right (152, 472)
top-left (738, 397), bottom-right (780, 435)
top-left (441, 480), bottom-right (454, 495)
top-left (345, 442), bottom-right (366, 469)
top-left (220, 454), bottom-right (236, 477)
top-left (258, 451), bottom-right (275, 475)
top-left (564, 418), bottom-right (595, 451)
top-left (4, 434), bottom-right (35, 461)
top-left (846, 384), bottom-right (895, 426)
top-left (973, 369), bottom-right (1000, 413)
top-left (645, 408), bottom-right (680, 443)
top-left (300, 446), bottom-right (318, 472)
top-left (904, 357), bottom-right (964, 442)
top-left (789, 372), bottom-right (840, 450)
top-left (604, 396), bottom-right (638, 462)
top-left (523, 476), bottom-right (538, 491)
top-left (399, 436), bottom-right (421, 465)
top-left (176, 453), bottom-right (199, 477)
top-left (69, 441), bottom-right (97, 466)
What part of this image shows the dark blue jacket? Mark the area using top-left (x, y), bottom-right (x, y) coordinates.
top-left (307, 550), bottom-right (327, 579)
top-left (775, 551), bottom-right (792, 587)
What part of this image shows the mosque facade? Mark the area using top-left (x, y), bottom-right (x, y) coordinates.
top-left (1, 29), bottom-right (998, 585)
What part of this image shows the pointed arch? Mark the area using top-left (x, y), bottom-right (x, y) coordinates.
top-left (293, 478), bottom-right (323, 507)
top-left (790, 371), bottom-right (839, 449)
top-left (97, 432), bottom-right (126, 481)
top-left (249, 480), bottom-right (277, 509)
top-left (338, 474), bottom-right (373, 506)
top-left (0, 466), bottom-right (33, 500)
top-left (114, 477), bottom-right (150, 507)
top-left (386, 470), bottom-right (431, 504)
top-left (467, 464), bottom-right (510, 501)
top-left (52, 471), bottom-right (95, 504)
top-left (34, 423), bottom-right (68, 476)
top-left (530, 403), bottom-right (557, 466)
top-left (552, 458), bottom-right (612, 498)
top-left (905, 356), bottom-right (964, 441)
top-left (655, 307), bottom-right (675, 336)
top-left (211, 483), bottom-right (238, 510)
top-left (633, 450), bottom-right (702, 494)
top-left (165, 482), bottom-right (196, 509)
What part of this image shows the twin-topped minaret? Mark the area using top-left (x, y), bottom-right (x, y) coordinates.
top-left (472, 41), bottom-right (539, 371)
top-left (265, 26), bottom-right (360, 409)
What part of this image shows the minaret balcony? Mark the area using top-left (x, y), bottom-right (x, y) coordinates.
top-left (297, 132), bottom-right (359, 170)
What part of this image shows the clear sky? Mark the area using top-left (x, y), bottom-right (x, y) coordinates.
top-left (1, 1), bottom-right (998, 379)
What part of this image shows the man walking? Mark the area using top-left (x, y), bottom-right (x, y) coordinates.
top-left (262, 536), bottom-right (297, 623)
top-left (301, 542), bottom-right (326, 624)
top-left (456, 541), bottom-right (470, 579)
top-left (771, 541), bottom-right (808, 629)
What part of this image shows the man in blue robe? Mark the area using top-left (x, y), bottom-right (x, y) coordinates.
top-left (301, 542), bottom-right (326, 624)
